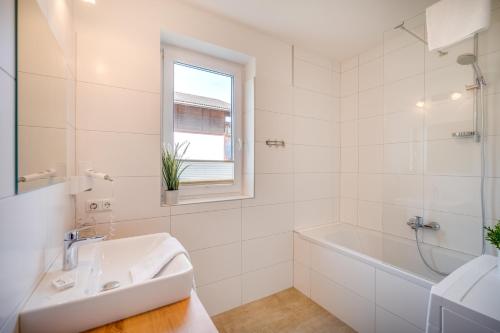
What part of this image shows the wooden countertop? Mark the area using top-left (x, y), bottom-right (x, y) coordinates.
top-left (86, 291), bottom-right (218, 333)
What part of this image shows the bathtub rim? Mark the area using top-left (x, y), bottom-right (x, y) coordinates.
top-left (294, 223), bottom-right (448, 289)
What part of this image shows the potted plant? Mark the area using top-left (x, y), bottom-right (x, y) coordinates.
top-left (485, 222), bottom-right (500, 271)
top-left (162, 142), bottom-right (189, 205)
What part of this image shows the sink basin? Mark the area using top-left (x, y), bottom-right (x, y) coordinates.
top-left (20, 233), bottom-right (193, 333)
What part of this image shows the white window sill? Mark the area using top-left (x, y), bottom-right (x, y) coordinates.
top-left (162, 194), bottom-right (253, 206)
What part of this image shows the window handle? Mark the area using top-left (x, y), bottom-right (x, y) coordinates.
top-left (237, 138), bottom-right (242, 151)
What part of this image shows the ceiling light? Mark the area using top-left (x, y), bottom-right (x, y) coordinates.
top-left (416, 101), bottom-right (425, 108)
top-left (81, 0), bottom-right (95, 4)
top-left (450, 92), bottom-right (462, 100)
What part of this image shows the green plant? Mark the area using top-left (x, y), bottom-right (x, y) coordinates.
top-left (485, 222), bottom-right (500, 250)
top-left (162, 142), bottom-right (189, 191)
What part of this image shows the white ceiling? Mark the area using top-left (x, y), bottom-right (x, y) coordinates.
top-left (182, 0), bottom-right (438, 61)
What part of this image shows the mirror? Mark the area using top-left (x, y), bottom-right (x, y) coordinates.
top-left (16, 0), bottom-right (74, 193)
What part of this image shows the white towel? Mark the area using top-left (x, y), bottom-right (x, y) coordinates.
top-left (130, 236), bottom-right (189, 283)
top-left (426, 0), bottom-right (491, 51)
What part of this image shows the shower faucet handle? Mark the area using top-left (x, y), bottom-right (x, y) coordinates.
top-left (407, 216), bottom-right (440, 231)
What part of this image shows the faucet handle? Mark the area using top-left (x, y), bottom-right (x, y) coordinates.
top-left (64, 226), bottom-right (94, 241)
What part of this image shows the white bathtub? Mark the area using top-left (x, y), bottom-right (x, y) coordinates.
top-left (294, 224), bottom-right (474, 333)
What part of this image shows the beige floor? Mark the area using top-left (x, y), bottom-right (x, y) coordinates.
top-left (212, 288), bottom-right (356, 333)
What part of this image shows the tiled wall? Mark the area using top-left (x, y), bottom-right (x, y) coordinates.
top-left (339, 6), bottom-right (500, 256)
top-left (73, 0), bottom-right (339, 316)
top-left (0, 1), bottom-right (75, 332)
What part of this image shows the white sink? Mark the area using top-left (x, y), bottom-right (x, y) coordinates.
top-left (20, 233), bottom-right (193, 333)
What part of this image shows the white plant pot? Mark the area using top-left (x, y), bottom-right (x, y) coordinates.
top-left (165, 190), bottom-right (179, 205)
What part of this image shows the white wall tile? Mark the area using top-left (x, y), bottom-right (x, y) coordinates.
top-left (294, 117), bottom-right (332, 146)
top-left (340, 197), bottom-right (358, 225)
top-left (358, 201), bottom-right (383, 231)
top-left (294, 145), bottom-right (333, 173)
top-left (76, 82), bottom-right (160, 134)
top-left (383, 174), bottom-right (423, 208)
top-left (487, 135), bottom-right (500, 177)
top-left (487, 94), bottom-right (500, 136)
top-left (77, 177), bottom-right (169, 223)
top-left (197, 276), bottom-right (242, 316)
top-left (384, 111), bottom-right (423, 143)
top-left (423, 210), bottom-right (482, 255)
top-left (255, 76), bottom-right (293, 114)
top-left (243, 232), bottom-right (292, 272)
top-left (479, 50), bottom-right (500, 95)
top-left (294, 173), bottom-right (333, 201)
top-left (255, 142), bottom-right (293, 174)
top-left (384, 43), bottom-right (424, 84)
top-left (425, 139), bottom-right (480, 177)
top-left (171, 208), bottom-right (241, 251)
top-left (341, 173), bottom-right (358, 199)
top-left (341, 68), bottom-right (358, 97)
top-left (359, 145), bottom-right (383, 174)
top-left (341, 94), bottom-right (358, 121)
top-left (242, 261), bottom-right (293, 304)
top-left (77, 130), bottom-right (160, 177)
top-left (94, 217), bottom-right (170, 239)
top-left (358, 174), bottom-right (383, 202)
top-left (170, 200), bottom-right (241, 216)
top-left (191, 242), bottom-right (242, 286)
top-left (255, 110), bottom-right (293, 143)
top-left (358, 116), bottom-right (384, 146)
top-left (294, 88), bottom-right (334, 120)
top-left (75, 4), bottom-right (160, 92)
top-left (384, 142), bottom-right (423, 174)
top-left (294, 59), bottom-right (333, 95)
top-left (359, 58), bottom-right (383, 91)
top-left (243, 174), bottom-right (293, 207)
top-left (294, 198), bottom-right (334, 228)
top-left (424, 176), bottom-right (481, 217)
top-left (341, 120), bottom-right (357, 147)
top-left (359, 87), bottom-right (383, 119)
top-left (242, 203), bottom-right (293, 240)
top-left (384, 74), bottom-right (424, 115)
top-left (341, 147), bottom-right (358, 173)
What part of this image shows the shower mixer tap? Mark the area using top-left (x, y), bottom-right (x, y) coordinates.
top-left (407, 216), bottom-right (440, 231)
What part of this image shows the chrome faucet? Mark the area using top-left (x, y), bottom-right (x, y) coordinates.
top-left (63, 227), bottom-right (106, 271)
top-left (407, 216), bottom-right (440, 231)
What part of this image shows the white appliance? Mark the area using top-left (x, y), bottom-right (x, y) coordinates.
top-left (427, 255), bottom-right (500, 333)
top-left (426, 0), bottom-right (491, 51)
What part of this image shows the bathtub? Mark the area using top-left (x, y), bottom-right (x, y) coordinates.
top-left (293, 224), bottom-right (474, 333)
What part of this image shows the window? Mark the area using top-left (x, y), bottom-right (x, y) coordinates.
top-left (162, 46), bottom-right (243, 198)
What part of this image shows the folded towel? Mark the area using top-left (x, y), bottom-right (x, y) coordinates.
top-left (130, 236), bottom-right (190, 284)
top-left (426, 0), bottom-right (491, 51)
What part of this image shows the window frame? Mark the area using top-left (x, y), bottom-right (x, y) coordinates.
top-left (162, 45), bottom-right (243, 198)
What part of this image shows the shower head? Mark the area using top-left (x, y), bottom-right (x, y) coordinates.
top-left (456, 53), bottom-right (486, 85)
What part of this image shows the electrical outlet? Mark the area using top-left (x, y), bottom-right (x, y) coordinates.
top-left (86, 200), bottom-right (101, 212)
top-left (101, 198), bottom-right (113, 211)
